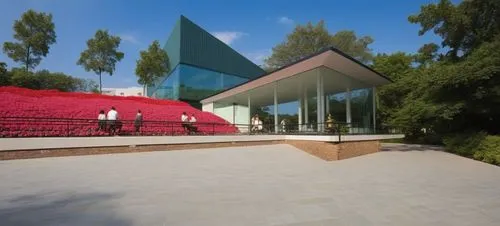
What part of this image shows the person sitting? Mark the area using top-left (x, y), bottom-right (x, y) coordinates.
top-left (188, 114), bottom-right (198, 134)
top-left (326, 113), bottom-right (335, 133)
top-left (97, 110), bottom-right (106, 131)
top-left (181, 112), bottom-right (189, 133)
top-left (257, 119), bottom-right (263, 133)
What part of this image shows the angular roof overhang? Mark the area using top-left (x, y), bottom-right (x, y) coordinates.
top-left (201, 47), bottom-right (391, 105)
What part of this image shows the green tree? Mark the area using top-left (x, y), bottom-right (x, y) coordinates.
top-left (135, 40), bottom-right (170, 96)
top-left (2, 10), bottom-right (56, 71)
top-left (409, 0), bottom-right (500, 59)
top-left (0, 62), bottom-right (11, 86)
top-left (415, 43), bottom-right (440, 67)
top-left (77, 30), bottom-right (124, 93)
top-left (265, 20), bottom-right (373, 69)
top-left (8, 69), bottom-right (88, 92)
top-left (392, 36), bottom-right (500, 139)
top-left (372, 52), bottom-right (417, 127)
top-left (73, 78), bottom-right (99, 93)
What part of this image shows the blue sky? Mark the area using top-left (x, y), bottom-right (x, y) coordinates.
top-left (0, 0), bottom-right (451, 88)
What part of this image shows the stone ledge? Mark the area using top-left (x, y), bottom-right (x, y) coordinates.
top-left (0, 139), bottom-right (381, 161)
top-left (0, 140), bottom-right (283, 161)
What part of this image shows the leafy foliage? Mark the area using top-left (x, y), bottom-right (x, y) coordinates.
top-left (265, 20), bottom-right (373, 69)
top-left (2, 10), bottom-right (56, 70)
top-left (77, 30), bottom-right (124, 93)
top-left (135, 40), bottom-right (170, 92)
top-left (391, 36), bottom-right (500, 136)
top-left (443, 132), bottom-right (500, 166)
top-left (0, 62), bottom-right (11, 86)
top-left (409, 0), bottom-right (500, 59)
top-left (473, 136), bottom-right (500, 165)
top-left (6, 68), bottom-right (96, 92)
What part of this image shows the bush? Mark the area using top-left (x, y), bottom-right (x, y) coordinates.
top-left (443, 132), bottom-right (500, 166)
top-left (443, 132), bottom-right (487, 157)
top-left (473, 136), bottom-right (500, 165)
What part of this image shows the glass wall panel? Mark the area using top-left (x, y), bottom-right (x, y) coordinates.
top-left (350, 88), bottom-right (374, 129)
top-left (178, 64), bottom-right (248, 101)
top-left (150, 64), bottom-right (248, 101)
top-left (328, 93), bottom-right (347, 123)
top-left (151, 66), bottom-right (180, 99)
top-left (326, 88), bottom-right (373, 130)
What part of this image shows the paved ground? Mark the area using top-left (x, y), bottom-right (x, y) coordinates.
top-left (0, 144), bottom-right (499, 226)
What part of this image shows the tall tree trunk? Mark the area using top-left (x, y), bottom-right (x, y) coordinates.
top-left (98, 71), bottom-right (102, 94)
top-left (25, 45), bottom-right (30, 71)
top-left (143, 85), bottom-right (146, 97)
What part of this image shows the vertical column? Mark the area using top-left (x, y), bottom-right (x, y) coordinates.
top-left (346, 87), bottom-right (352, 124)
top-left (298, 84), bottom-right (303, 132)
top-left (325, 95), bottom-right (330, 116)
top-left (304, 88), bottom-right (309, 130)
top-left (321, 74), bottom-right (325, 130)
top-left (316, 71), bottom-right (323, 132)
top-left (372, 87), bottom-right (376, 132)
top-left (248, 94), bottom-right (251, 133)
top-left (274, 82), bottom-right (278, 134)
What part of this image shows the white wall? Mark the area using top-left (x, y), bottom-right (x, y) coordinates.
top-left (202, 102), bottom-right (214, 113)
top-left (102, 87), bottom-right (144, 97)
top-left (213, 103), bottom-right (249, 132)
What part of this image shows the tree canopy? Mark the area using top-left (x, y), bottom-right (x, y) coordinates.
top-left (77, 30), bottom-right (124, 93)
top-left (264, 20), bottom-right (373, 69)
top-left (372, 0), bottom-right (500, 146)
top-left (2, 10), bottom-right (56, 71)
top-left (135, 40), bottom-right (170, 94)
top-left (2, 68), bottom-right (97, 92)
top-left (409, 0), bottom-right (500, 60)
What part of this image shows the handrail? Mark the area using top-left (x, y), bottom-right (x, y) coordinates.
top-left (0, 116), bottom-right (402, 139)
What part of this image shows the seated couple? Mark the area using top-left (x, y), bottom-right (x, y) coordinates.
top-left (181, 112), bottom-right (198, 134)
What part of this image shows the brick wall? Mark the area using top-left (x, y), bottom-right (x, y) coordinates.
top-left (338, 141), bottom-right (380, 160)
top-left (285, 140), bottom-right (380, 161)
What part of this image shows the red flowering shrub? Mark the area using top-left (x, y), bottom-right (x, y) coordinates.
top-left (0, 87), bottom-right (237, 137)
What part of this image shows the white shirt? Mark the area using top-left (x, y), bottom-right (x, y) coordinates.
top-left (189, 116), bottom-right (197, 123)
top-left (98, 113), bottom-right (106, 120)
top-left (181, 114), bottom-right (188, 122)
top-left (107, 110), bottom-right (118, 120)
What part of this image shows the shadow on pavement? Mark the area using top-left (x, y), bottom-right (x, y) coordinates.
top-left (381, 143), bottom-right (444, 152)
top-left (0, 192), bottom-right (131, 226)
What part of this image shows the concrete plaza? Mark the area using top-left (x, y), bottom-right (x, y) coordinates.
top-left (0, 144), bottom-right (499, 226)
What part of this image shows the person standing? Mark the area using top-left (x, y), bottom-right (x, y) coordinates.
top-left (97, 110), bottom-right (106, 131)
top-left (107, 107), bottom-right (119, 135)
top-left (181, 112), bottom-right (189, 132)
top-left (251, 114), bottom-right (259, 132)
top-left (280, 118), bottom-right (287, 133)
top-left (134, 110), bottom-right (143, 135)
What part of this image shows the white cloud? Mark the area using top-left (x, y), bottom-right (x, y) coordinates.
top-left (211, 31), bottom-right (247, 45)
top-left (119, 34), bottom-right (140, 45)
top-left (277, 16), bottom-right (294, 26)
top-left (244, 49), bottom-right (272, 66)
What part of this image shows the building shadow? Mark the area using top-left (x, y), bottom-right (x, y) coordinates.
top-left (0, 192), bottom-right (132, 226)
top-left (381, 143), bottom-right (444, 152)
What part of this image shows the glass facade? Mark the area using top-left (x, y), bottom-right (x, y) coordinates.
top-left (151, 64), bottom-right (248, 102)
top-left (327, 88), bottom-right (374, 129)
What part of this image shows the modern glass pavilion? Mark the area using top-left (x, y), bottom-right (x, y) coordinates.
top-left (147, 16), bottom-right (265, 108)
top-left (200, 47), bottom-right (392, 133)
